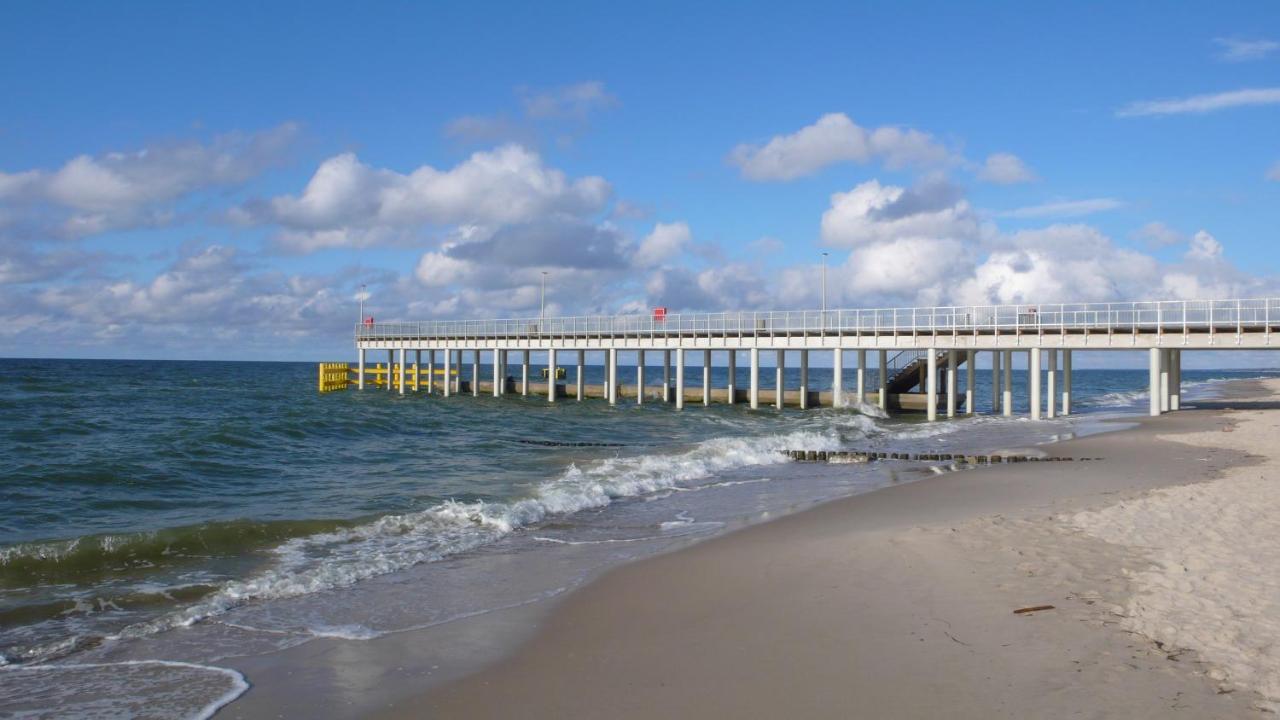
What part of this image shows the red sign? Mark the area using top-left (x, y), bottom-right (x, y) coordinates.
top-left (653, 307), bottom-right (667, 322)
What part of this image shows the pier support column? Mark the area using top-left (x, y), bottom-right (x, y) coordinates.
top-left (1160, 349), bottom-right (1171, 413)
top-left (546, 348), bottom-right (557, 402)
top-left (799, 350), bottom-right (809, 409)
top-left (1062, 350), bottom-right (1072, 416)
top-left (945, 350), bottom-right (957, 418)
top-left (703, 350), bottom-right (711, 406)
top-left (1149, 348), bottom-right (1162, 417)
top-left (492, 348), bottom-right (501, 397)
top-left (965, 350), bottom-right (975, 414)
top-left (675, 349), bottom-right (685, 409)
top-left (576, 350), bottom-right (585, 401)
top-left (1170, 350), bottom-right (1180, 411)
top-left (637, 351), bottom-right (645, 405)
top-left (878, 350), bottom-right (888, 411)
top-left (662, 350), bottom-right (671, 403)
top-left (427, 351), bottom-right (435, 394)
top-left (443, 349), bottom-right (452, 397)
top-left (1030, 349), bottom-right (1042, 420)
top-left (414, 350), bottom-right (421, 392)
top-left (387, 350), bottom-right (394, 392)
top-left (358, 348), bottom-right (366, 390)
top-left (832, 348), bottom-right (844, 408)
top-left (454, 350), bottom-right (462, 395)
top-left (608, 349), bottom-right (619, 405)
top-left (776, 350), bottom-right (786, 410)
top-left (856, 350), bottom-right (866, 406)
top-left (1046, 349), bottom-right (1057, 419)
top-left (471, 351), bottom-right (479, 397)
top-left (521, 352), bottom-right (529, 396)
top-left (990, 350), bottom-right (1000, 414)
top-left (749, 348), bottom-right (760, 409)
top-left (1002, 350), bottom-right (1013, 417)
top-left (398, 348), bottom-right (407, 395)
top-left (926, 350), bottom-right (938, 421)
top-left (727, 351), bottom-right (737, 405)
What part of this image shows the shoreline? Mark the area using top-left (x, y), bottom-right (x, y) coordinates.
top-left (368, 379), bottom-right (1275, 718)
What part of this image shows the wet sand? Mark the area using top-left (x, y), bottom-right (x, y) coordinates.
top-left (373, 380), bottom-right (1275, 718)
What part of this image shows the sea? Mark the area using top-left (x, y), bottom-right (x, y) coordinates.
top-left (0, 358), bottom-right (1273, 718)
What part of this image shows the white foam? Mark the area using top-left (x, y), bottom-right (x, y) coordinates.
top-left (0, 659), bottom-right (247, 720)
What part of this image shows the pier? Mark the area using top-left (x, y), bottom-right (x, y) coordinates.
top-left (345, 298), bottom-right (1280, 420)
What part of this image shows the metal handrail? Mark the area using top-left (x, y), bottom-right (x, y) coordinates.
top-left (355, 297), bottom-right (1280, 341)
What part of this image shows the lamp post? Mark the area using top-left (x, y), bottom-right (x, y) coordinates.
top-left (540, 271), bottom-right (547, 320)
top-left (820, 252), bottom-right (829, 329)
top-left (358, 283), bottom-right (366, 326)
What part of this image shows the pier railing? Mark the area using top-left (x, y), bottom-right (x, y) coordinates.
top-left (356, 297), bottom-right (1280, 341)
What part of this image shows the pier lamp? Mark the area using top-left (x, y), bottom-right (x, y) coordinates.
top-left (540, 271), bottom-right (548, 321)
top-left (821, 252), bottom-right (829, 325)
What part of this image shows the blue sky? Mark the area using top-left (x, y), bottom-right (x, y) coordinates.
top-left (1, 1), bottom-right (1278, 360)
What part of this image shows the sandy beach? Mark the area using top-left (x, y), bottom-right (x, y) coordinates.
top-left (342, 378), bottom-right (1280, 719)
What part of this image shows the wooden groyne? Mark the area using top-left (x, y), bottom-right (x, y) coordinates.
top-left (783, 450), bottom-right (1098, 464)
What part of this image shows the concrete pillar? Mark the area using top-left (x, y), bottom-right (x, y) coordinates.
top-left (358, 348), bottom-right (366, 390)
top-left (1046, 349), bottom-right (1057, 419)
top-left (857, 349), bottom-right (866, 406)
top-left (1170, 350), bottom-right (1180, 411)
top-left (547, 348), bottom-right (557, 402)
top-left (703, 349), bottom-right (711, 406)
top-left (576, 350), bottom-right (585, 401)
top-left (1030, 349), bottom-right (1042, 421)
top-left (388, 350), bottom-right (394, 392)
top-left (398, 348), bottom-right (407, 395)
top-left (832, 348), bottom-right (844, 408)
top-left (727, 351), bottom-right (737, 405)
top-left (427, 351), bottom-right (435, 394)
top-left (443, 349), bottom-right (452, 397)
top-left (799, 349), bottom-right (809, 410)
top-left (471, 351), bottom-right (479, 397)
top-left (1002, 350), bottom-right (1012, 417)
top-left (926, 350), bottom-right (938, 421)
top-left (945, 350), bottom-right (956, 418)
top-left (675, 349), bottom-right (685, 409)
top-left (414, 350), bottom-right (421, 392)
top-left (662, 350), bottom-right (671, 403)
top-left (1160, 349), bottom-right (1171, 413)
top-left (637, 351), bottom-right (645, 405)
top-left (608, 349), bottom-right (619, 405)
top-left (775, 350), bottom-right (786, 410)
top-left (1149, 347), bottom-right (1162, 417)
top-left (878, 350), bottom-right (888, 410)
top-left (749, 348), bottom-right (760, 409)
top-left (965, 350), bottom-right (975, 415)
top-left (521, 352), bottom-right (529, 396)
top-left (453, 350), bottom-right (462, 394)
top-left (1062, 349), bottom-right (1072, 416)
top-left (492, 348), bottom-right (501, 397)
top-left (990, 350), bottom-right (999, 414)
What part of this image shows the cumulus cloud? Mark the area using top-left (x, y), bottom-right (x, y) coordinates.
top-left (633, 222), bottom-right (691, 268)
top-left (820, 177), bottom-right (982, 248)
top-left (0, 124), bottom-right (297, 239)
top-left (1214, 37), bottom-right (1279, 62)
top-left (728, 113), bottom-right (952, 181)
top-left (977, 152), bottom-right (1037, 184)
top-left (1133, 221), bottom-right (1185, 248)
top-left (997, 197), bottom-right (1123, 219)
top-left (1117, 87), bottom-right (1280, 117)
top-left (246, 145), bottom-right (612, 252)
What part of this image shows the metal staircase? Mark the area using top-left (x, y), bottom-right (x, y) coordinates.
top-left (884, 349), bottom-right (968, 394)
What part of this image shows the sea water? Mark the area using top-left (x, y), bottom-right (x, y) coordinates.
top-left (0, 358), bottom-right (1271, 717)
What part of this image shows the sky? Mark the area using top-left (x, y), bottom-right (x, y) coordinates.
top-left (1, 1), bottom-right (1279, 361)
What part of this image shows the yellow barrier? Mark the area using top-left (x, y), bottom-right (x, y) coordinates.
top-left (320, 362), bottom-right (458, 391)
top-left (539, 367), bottom-right (567, 379)
top-left (318, 363), bottom-right (350, 392)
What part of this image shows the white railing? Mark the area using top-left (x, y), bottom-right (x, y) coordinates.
top-left (355, 298), bottom-right (1280, 342)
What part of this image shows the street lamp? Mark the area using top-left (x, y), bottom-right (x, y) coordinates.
top-left (358, 283), bottom-right (366, 324)
top-left (821, 252), bottom-right (829, 316)
top-left (540, 271), bottom-right (548, 320)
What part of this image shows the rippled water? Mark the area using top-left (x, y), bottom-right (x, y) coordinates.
top-left (0, 358), bottom-right (1272, 717)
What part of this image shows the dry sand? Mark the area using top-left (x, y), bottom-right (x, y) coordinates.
top-left (378, 380), bottom-right (1279, 719)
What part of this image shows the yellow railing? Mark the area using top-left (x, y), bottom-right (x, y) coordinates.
top-left (318, 363), bottom-right (350, 392)
top-left (319, 363), bottom-right (458, 391)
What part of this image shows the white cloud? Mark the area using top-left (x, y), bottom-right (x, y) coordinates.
top-left (977, 152), bottom-right (1036, 184)
top-left (1133, 221), bottom-right (1185, 248)
top-left (728, 113), bottom-right (951, 181)
top-left (1117, 87), bottom-right (1280, 117)
top-left (997, 198), bottom-right (1123, 219)
top-left (0, 124), bottom-right (297, 238)
top-left (251, 145), bottom-right (612, 252)
top-left (820, 178), bottom-right (982, 248)
top-left (1214, 37), bottom-right (1279, 62)
top-left (519, 81), bottom-right (618, 119)
top-left (633, 222), bottom-right (691, 268)
top-left (1187, 230), bottom-right (1223, 261)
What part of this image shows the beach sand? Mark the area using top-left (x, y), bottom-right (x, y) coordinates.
top-left (362, 379), bottom-right (1279, 719)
